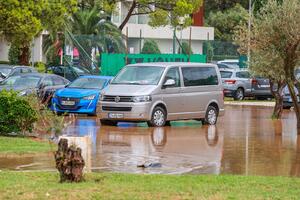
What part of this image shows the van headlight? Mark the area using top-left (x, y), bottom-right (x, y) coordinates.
top-left (132, 95), bottom-right (152, 102)
top-left (83, 95), bottom-right (96, 100)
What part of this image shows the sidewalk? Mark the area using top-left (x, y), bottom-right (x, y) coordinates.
top-left (225, 101), bottom-right (275, 107)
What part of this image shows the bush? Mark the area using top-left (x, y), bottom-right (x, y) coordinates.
top-left (34, 62), bottom-right (46, 73)
top-left (8, 43), bottom-right (20, 65)
top-left (0, 90), bottom-right (38, 135)
top-left (178, 42), bottom-right (193, 55)
top-left (141, 40), bottom-right (161, 54)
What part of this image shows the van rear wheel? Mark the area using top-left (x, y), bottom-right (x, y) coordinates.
top-left (147, 106), bottom-right (167, 127)
top-left (204, 106), bottom-right (218, 125)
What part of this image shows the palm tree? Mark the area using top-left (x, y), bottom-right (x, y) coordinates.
top-left (43, 7), bottom-right (125, 71)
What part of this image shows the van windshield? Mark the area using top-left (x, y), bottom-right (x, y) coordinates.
top-left (111, 66), bottom-right (165, 85)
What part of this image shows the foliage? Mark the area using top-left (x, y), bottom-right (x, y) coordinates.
top-left (23, 95), bottom-right (66, 137)
top-left (0, 90), bottom-right (38, 135)
top-left (8, 43), bottom-right (20, 65)
top-left (115, 0), bottom-right (203, 30)
top-left (206, 4), bottom-right (248, 41)
top-left (141, 40), bottom-right (161, 54)
top-left (204, 0), bottom-right (249, 15)
top-left (0, 137), bottom-right (51, 154)
top-left (2, 172), bottom-right (300, 199)
top-left (34, 62), bottom-right (46, 73)
top-left (178, 42), bottom-right (193, 55)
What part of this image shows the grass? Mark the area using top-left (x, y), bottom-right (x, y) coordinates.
top-left (0, 172), bottom-right (300, 200)
top-left (0, 137), bottom-right (52, 154)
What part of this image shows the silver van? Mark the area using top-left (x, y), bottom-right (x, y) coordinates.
top-left (98, 63), bottom-right (224, 127)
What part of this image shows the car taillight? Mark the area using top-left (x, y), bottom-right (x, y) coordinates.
top-left (225, 80), bottom-right (236, 84)
top-left (251, 79), bottom-right (258, 85)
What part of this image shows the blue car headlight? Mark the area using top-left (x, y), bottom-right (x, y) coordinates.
top-left (83, 95), bottom-right (96, 100)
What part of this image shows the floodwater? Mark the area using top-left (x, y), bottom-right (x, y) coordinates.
top-left (1, 105), bottom-right (300, 177)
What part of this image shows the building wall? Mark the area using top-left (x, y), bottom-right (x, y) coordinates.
top-left (0, 38), bottom-right (9, 62)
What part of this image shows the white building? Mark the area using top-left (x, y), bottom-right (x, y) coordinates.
top-left (0, 3), bottom-right (214, 63)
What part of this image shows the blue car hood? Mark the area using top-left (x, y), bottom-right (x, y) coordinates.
top-left (56, 88), bottom-right (100, 98)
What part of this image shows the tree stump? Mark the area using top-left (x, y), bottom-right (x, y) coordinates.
top-left (54, 138), bottom-right (85, 183)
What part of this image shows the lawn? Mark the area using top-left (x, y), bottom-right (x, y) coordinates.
top-left (0, 171), bottom-right (300, 200)
top-left (0, 137), bottom-right (52, 154)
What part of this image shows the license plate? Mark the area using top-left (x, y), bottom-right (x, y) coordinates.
top-left (61, 101), bottom-right (75, 106)
top-left (108, 113), bottom-right (124, 119)
top-left (259, 85), bottom-right (270, 88)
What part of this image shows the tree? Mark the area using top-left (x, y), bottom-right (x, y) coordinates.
top-left (111, 0), bottom-right (203, 30)
top-left (235, 0), bottom-right (300, 129)
top-left (141, 40), bottom-right (161, 54)
top-left (67, 8), bottom-right (125, 69)
top-left (178, 42), bottom-right (193, 55)
top-left (206, 4), bottom-right (248, 41)
top-left (204, 0), bottom-right (249, 16)
top-left (0, 0), bottom-right (77, 65)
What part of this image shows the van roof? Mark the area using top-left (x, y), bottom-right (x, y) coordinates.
top-left (126, 62), bottom-right (217, 68)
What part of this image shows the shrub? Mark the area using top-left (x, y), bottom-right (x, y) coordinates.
top-left (0, 90), bottom-right (38, 135)
top-left (8, 43), bottom-right (20, 65)
top-left (34, 62), bottom-right (46, 73)
top-left (141, 40), bottom-right (161, 54)
top-left (178, 42), bottom-right (193, 55)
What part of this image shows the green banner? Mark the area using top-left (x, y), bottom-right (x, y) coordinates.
top-left (100, 53), bottom-right (207, 76)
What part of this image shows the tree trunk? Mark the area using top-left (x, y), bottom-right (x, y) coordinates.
top-left (287, 80), bottom-right (300, 132)
top-left (19, 46), bottom-right (30, 66)
top-left (270, 80), bottom-right (285, 119)
top-left (55, 138), bottom-right (85, 183)
top-left (119, 1), bottom-right (136, 30)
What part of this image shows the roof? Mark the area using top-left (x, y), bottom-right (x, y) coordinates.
top-left (77, 75), bottom-right (113, 80)
top-left (126, 62), bottom-right (217, 68)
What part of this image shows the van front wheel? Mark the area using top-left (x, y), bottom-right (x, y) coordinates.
top-left (147, 107), bottom-right (167, 127)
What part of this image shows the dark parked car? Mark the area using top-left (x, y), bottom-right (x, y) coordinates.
top-left (47, 65), bottom-right (92, 81)
top-left (0, 73), bottom-right (69, 104)
top-left (0, 65), bottom-right (37, 81)
top-left (251, 77), bottom-right (273, 99)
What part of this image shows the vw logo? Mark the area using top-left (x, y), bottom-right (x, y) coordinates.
top-left (115, 96), bottom-right (121, 103)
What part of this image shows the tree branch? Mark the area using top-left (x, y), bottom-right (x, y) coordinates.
top-left (119, 1), bottom-right (137, 30)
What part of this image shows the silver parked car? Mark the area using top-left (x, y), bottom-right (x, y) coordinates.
top-left (220, 69), bottom-right (252, 100)
top-left (98, 63), bottom-right (225, 127)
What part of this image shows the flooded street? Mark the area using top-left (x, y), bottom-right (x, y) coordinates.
top-left (1, 105), bottom-right (300, 177)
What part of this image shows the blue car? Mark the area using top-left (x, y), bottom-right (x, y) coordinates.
top-left (51, 75), bottom-right (113, 115)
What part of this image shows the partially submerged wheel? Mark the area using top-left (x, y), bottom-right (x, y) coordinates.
top-left (147, 106), bottom-right (167, 127)
top-left (204, 106), bottom-right (218, 125)
top-left (234, 88), bottom-right (244, 101)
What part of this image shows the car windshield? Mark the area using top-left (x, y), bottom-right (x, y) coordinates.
top-left (0, 76), bottom-right (40, 89)
top-left (0, 68), bottom-right (12, 76)
top-left (221, 62), bottom-right (239, 69)
top-left (112, 66), bottom-right (165, 85)
top-left (68, 77), bottom-right (107, 89)
top-left (220, 71), bottom-right (233, 78)
top-left (72, 66), bottom-right (90, 74)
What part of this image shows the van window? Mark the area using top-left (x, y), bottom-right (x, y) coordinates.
top-left (182, 67), bottom-right (218, 86)
top-left (164, 67), bottom-right (181, 87)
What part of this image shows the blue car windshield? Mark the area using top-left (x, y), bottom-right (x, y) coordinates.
top-left (68, 77), bottom-right (106, 89)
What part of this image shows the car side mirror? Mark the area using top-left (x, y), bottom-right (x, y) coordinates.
top-left (163, 79), bottom-right (176, 88)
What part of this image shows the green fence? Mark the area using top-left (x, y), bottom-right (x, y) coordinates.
top-left (100, 53), bottom-right (207, 76)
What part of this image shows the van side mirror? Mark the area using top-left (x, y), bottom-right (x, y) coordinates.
top-left (163, 79), bottom-right (176, 88)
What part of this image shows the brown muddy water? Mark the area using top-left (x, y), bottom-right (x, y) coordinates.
top-left (1, 105), bottom-right (299, 177)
